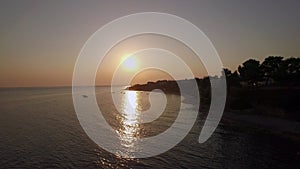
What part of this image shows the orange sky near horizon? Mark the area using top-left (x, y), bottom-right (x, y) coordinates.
top-left (95, 34), bottom-right (207, 86)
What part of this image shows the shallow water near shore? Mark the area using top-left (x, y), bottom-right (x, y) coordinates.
top-left (0, 87), bottom-right (299, 168)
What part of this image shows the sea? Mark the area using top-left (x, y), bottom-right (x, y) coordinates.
top-left (0, 87), bottom-right (299, 168)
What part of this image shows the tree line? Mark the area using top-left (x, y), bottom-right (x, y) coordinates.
top-left (224, 56), bottom-right (300, 88)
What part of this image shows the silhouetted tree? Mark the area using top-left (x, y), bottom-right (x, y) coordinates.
top-left (224, 68), bottom-right (232, 76)
top-left (282, 57), bottom-right (300, 84)
top-left (223, 68), bottom-right (240, 88)
top-left (231, 71), bottom-right (240, 86)
top-left (238, 59), bottom-right (262, 87)
top-left (260, 56), bottom-right (284, 84)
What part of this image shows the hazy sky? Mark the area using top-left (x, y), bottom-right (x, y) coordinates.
top-left (1, 0), bottom-right (299, 87)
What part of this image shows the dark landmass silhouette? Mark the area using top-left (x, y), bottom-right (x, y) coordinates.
top-left (127, 56), bottom-right (300, 140)
top-left (127, 56), bottom-right (300, 122)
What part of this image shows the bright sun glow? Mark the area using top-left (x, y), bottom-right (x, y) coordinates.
top-left (122, 56), bottom-right (137, 71)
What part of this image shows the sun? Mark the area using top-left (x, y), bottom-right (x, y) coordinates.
top-left (122, 56), bottom-right (137, 71)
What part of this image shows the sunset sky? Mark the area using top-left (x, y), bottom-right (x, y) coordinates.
top-left (1, 0), bottom-right (299, 87)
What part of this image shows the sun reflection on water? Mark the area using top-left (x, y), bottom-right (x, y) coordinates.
top-left (116, 91), bottom-right (141, 156)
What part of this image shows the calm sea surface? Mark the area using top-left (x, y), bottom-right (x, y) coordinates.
top-left (0, 87), bottom-right (299, 168)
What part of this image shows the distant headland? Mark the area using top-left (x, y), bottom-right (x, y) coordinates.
top-left (127, 56), bottom-right (300, 121)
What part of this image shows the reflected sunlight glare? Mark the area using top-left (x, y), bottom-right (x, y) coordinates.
top-left (116, 91), bottom-right (141, 156)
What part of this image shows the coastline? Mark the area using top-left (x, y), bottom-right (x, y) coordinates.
top-left (126, 83), bottom-right (300, 142)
